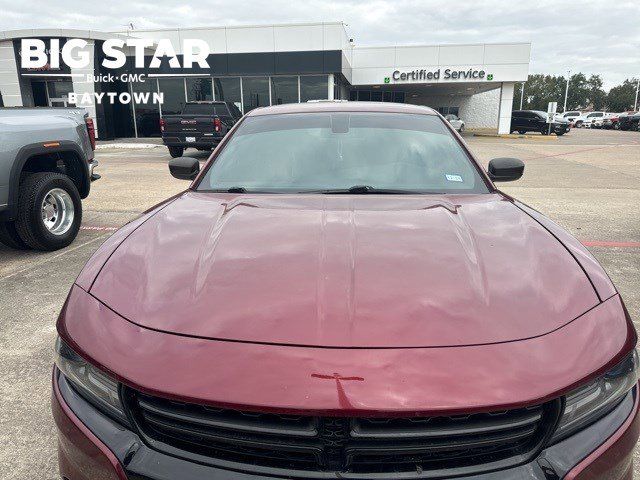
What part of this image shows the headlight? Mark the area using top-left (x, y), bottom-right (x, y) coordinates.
top-left (550, 350), bottom-right (638, 443)
top-left (55, 336), bottom-right (129, 425)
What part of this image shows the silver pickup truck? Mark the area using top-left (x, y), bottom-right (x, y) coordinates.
top-left (0, 108), bottom-right (98, 251)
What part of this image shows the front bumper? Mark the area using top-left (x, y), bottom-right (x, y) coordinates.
top-left (53, 369), bottom-right (639, 480)
top-left (88, 160), bottom-right (100, 182)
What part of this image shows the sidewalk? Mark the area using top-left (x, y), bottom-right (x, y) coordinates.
top-left (96, 137), bottom-right (163, 149)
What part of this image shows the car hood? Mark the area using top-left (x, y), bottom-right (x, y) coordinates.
top-left (89, 191), bottom-right (599, 348)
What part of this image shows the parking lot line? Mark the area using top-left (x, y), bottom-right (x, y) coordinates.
top-left (581, 241), bottom-right (640, 248)
top-left (0, 235), bottom-right (107, 282)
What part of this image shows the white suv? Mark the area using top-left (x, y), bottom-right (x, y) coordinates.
top-left (560, 111), bottom-right (582, 124)
top-left (576, 112), bottom-right (607, 128)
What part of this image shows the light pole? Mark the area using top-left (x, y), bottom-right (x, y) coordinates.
top-left (520, 82), bottom-right (525, 109)
top-left (563, 70), bottom-right (571, 112)
top-left (634, 78), bottom-right (639, 111)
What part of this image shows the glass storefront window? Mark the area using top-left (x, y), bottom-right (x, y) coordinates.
top-left (300, 76), bottom-right (328, 102)
top-left (357, 90), bottom-right (371, 101)
top-left (158, 78), bottom-right (186, 115)
top-left (438, 106), bottom-right (460, 116)
top-left (186, 78), bottom-right (213, 101)
top-left (47, 80), bottom-right (74, 99)
top-left (271, 76), bottom-right (298, 105)
top-left (393, 92), bottom-right (405, 103)
top-left (242, 77), bottom-right (270, 113)
top-left (46, 80), bottom-right (75, 106)
top-left (131, 79), bottom-right (161, 137)
top-left (214, 77), bottom-right (242, 111)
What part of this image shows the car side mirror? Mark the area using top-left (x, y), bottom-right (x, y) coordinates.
top-left (169, 156), bottom-right (200, 181)
top-left (488, 157), bottom-right (524, 182)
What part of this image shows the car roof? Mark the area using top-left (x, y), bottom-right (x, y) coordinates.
top-left (246, 101), bottom-right (438, 117)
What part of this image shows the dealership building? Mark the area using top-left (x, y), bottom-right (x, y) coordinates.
top-left (0, 22), bottom-right (531, 138)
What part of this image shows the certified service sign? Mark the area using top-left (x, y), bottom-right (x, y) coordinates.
top-left (388, 68), bottom-right (494, 83)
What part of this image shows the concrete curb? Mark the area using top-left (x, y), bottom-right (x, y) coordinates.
top-left (473, 133), bottom-right (559, 140)
top-left (95, 143), bottom-right (162, 150)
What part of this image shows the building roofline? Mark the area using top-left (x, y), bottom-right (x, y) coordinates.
top-left (107, 21), bottom-right (348, 34)
top-left (0, 28), bottom-right (130, 41)
top-left (353, 42), bottom-right (532, 50)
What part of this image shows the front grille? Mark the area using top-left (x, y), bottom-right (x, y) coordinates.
top-left (124, 390), bottom-right (560, 477)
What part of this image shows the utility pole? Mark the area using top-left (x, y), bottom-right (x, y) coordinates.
top-left (519, 82), bottom-right (525, 109)
top-left (563, 70), bottom-right (571, 113)
top-left (635, 78), bottom-right (639, 111)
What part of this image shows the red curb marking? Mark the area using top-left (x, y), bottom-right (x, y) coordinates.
top-left (527, 145), bottom-right (613, 161)
top-left (581, 241), bottom-right (640, 248)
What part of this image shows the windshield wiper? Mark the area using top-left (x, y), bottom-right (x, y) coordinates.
top-left (306, 185), bottom-right (423, 194)
top-left (225, 186), bottom-right (247, 193)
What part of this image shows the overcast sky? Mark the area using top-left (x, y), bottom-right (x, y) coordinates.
top-left (1, 0), bottom-right (638, 89)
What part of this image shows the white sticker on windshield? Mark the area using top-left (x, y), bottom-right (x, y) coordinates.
top-left (445, 174), bottom-right (463, 183)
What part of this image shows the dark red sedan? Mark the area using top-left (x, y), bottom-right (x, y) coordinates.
top-left (53, 102), bottom-right (639, 480)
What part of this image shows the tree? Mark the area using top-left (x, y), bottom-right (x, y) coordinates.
top-left (607, 78), bottom-right (639, 112)
top-left (512, 74), bottom-right (566, 111)
top-left (566, 73), bottom-right (589, 110)
top-left (586, 75), bottom-right (606, 110)
top-left (513, 72), bottom-right (608, 112)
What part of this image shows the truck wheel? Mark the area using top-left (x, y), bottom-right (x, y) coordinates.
top-left (15, 172), bottom-right (82, 251)
top-left (518, 130), bottom-right (526, 135)
top-left (168, 146), bottom-right (184, 158)
top-left (0, 221), bottom-right (29, 249)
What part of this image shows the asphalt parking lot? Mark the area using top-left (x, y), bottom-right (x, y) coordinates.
top-left (0, 128), bottom-right (639, 479)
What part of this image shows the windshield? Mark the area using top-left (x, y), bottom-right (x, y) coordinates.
top-left (182, 103), bottom-right (227, 115)
top-left (197, 112), bottom-right (489, 194)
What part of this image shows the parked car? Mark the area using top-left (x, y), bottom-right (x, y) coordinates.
top-left (0, 107), bottom-right (98, 250)
top-left (511, 110), bottom-right (570, 135)
top-left (559, 110), bottom-right (582, 125)
top-left (618, 111), bottom-right (640, 131)
top-left (575, 111), bottom-right (609, 128)
top-left (589, 112), bottom-right (618, 129)
top-left (160, 101), bottom-right (242, 158)
top-left (444, 113), bottom-right (465, 132)
top-left (602, 113), bottom-right (623, 129)
top-left (54, 102), bottom-right (638, 480)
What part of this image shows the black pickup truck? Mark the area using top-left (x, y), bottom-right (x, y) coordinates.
top-left (160, 101), bottom-right (242, 157)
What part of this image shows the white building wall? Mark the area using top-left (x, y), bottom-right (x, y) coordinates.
top-left (0, 40), bottom-right (23, 106)
top-left (497, 82), bottom-right (515, 134)
top-left (405, 87), bottom-right (501, 130)
top-left (350, 43), bottom-right (530, 86)
top-left (113, 22), bottom-right (350, 55)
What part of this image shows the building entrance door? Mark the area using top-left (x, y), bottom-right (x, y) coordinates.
top-left (31, 81), bottom-right (48, 106)
top-left (30, 79), bottom-right (75, 107)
